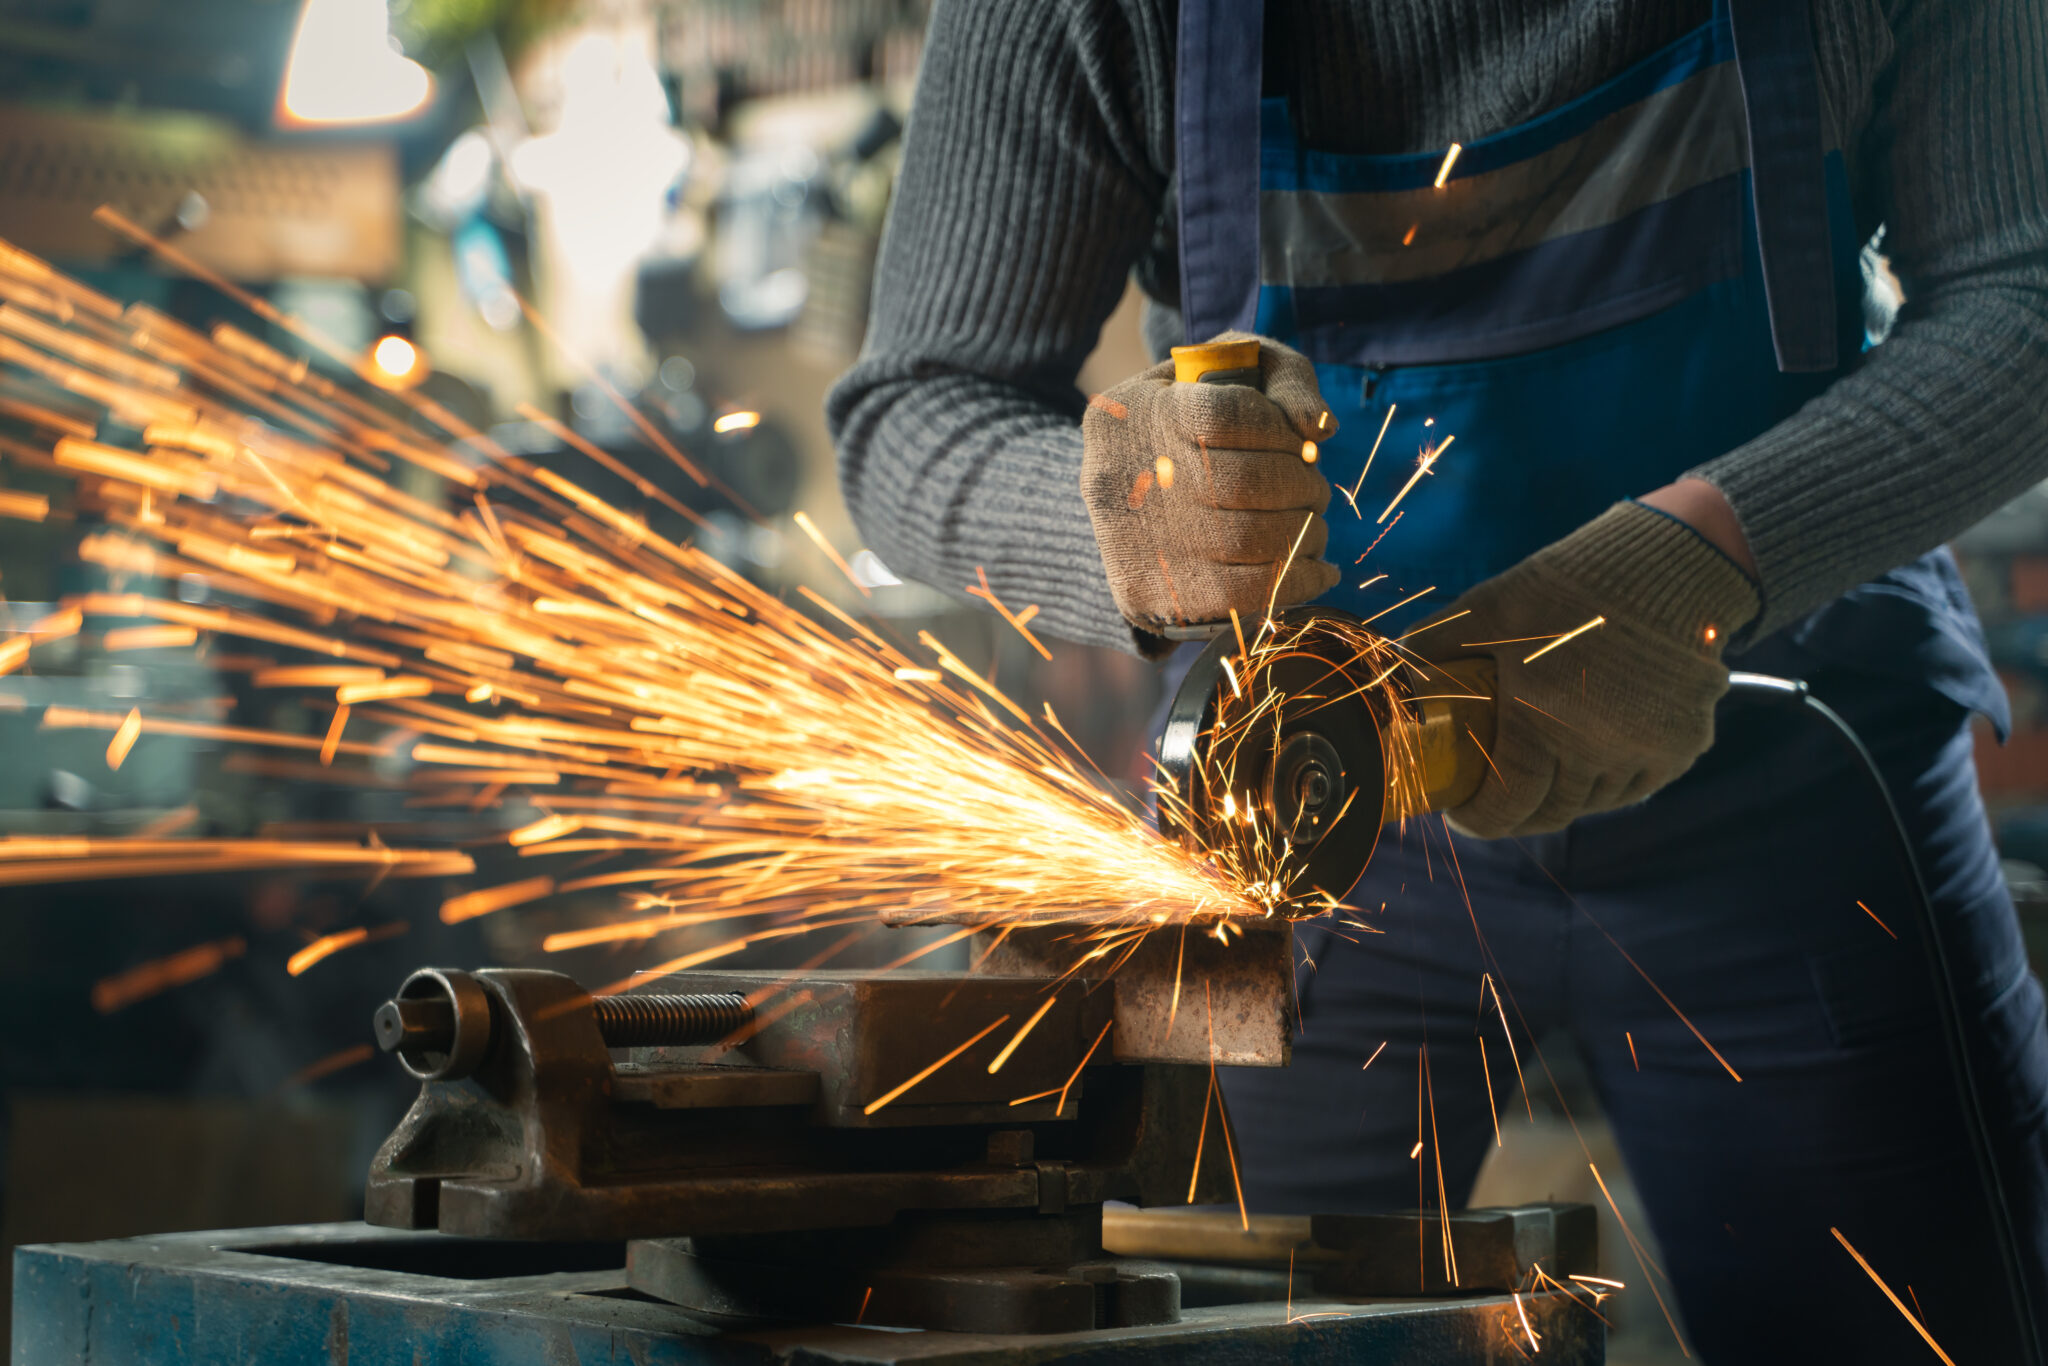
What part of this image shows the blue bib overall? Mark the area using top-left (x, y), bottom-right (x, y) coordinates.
top-left (1172, 4), bottom-right (2048, 1359)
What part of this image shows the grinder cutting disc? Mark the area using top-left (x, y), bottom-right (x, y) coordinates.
top-left (1158, 610), bottom-right (1386, 908)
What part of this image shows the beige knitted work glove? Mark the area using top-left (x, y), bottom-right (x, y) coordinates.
top-left (1081, 332), bottom-right (1339, 638)
top-left (1426, 501), bottom-right (1762, 839)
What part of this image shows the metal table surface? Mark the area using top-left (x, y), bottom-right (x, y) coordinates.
top-left (12, 1223), bottom-right (1604, 1364)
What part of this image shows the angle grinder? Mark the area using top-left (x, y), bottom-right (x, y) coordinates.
top-left (1154, 339), bottom-right (1497, 907)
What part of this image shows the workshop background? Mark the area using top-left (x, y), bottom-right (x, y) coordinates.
top-left (0, 3), bottom-right (2037, 1363)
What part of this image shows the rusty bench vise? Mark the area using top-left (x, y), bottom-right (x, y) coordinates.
top-left (359, 922), bottom-right (1603, 1350)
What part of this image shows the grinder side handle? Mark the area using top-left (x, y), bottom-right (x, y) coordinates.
top-left (1406, 656), bottom-right (1497, 814)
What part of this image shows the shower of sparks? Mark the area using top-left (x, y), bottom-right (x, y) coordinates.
top-left (1831, 1227), bottom-right (1959, 1366)
top-left (1152, 610), bottom-right (1435, 913)
top-left (0, 229), bottom-right (1293, 970)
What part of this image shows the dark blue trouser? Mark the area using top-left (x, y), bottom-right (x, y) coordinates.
top-left (1222, 661), bottom-right (2048, 1363)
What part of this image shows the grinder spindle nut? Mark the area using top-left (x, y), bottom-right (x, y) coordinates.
top-left (375, 968), bottom-right (493, 1080)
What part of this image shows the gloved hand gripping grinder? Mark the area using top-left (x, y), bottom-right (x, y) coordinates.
top-left (1156, 339), bottom-right (1497, 904)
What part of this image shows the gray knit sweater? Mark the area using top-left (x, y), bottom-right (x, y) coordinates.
top-left (827, 0), bottom-right (2048, 654)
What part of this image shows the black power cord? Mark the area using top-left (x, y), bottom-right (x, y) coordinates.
top-left (1726, 672), bottom-right (2042, 1365)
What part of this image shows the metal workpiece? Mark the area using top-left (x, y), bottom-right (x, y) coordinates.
top-left (977, 923), bottom-right (1296, 1067)
top-left (365, 967), bottom-right (1230, 1249)
top-left (1312, 1202), bottom-right (1599, 1295)
top-left (1103, 1201), bottom-right (1600, 1296)
top-left (11, 1223), bottom-right (1608, 1365)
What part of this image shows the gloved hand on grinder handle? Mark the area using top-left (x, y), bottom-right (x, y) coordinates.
top-left (1425, 499), bottom-right (1762, 839)
top-left (1081, 333), bottom-right (1339, 640)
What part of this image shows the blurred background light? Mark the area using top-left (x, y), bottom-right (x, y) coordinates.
top-left (279, 0), bottom-right (434, 127)
top-left (369, 334), bottom-right (426, 387)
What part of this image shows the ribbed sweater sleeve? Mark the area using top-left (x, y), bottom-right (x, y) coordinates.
top-left (1692, 0), bottom-right (2048, 637)
top-left (825, 0), bottom-right (1174, 654)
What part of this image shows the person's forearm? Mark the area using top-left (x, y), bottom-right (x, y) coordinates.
top-left (825, 0), bottom-right (1173, 656)
top-left (1683, 0), bottom-right (2048, 640)
top-left (1689, 268), bottom-right (2048, 638)
top-left (833, 366), bottom-right (1143, 652)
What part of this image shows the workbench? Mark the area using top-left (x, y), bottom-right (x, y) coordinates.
top-left (12, 1223), bottom-right (1603, 1364)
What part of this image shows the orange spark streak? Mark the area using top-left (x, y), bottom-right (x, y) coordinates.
top-left (1187, 1068), bottom-right (1214, 1203)
top-left (1377, 436), bottom-right (1452, 524)
top-left (105, 706), bottom-right (141, 770)
top-left (1207, 983), bottom-right (1250, 1230)
top-left (92, 935), bottom-right (245, 1013)
top-left (855, 1286), bottom-right (873, 1325)
top-left (1856, 899), bottom-right (1898, 939)
top-left (1627, 1031), bottom-right (1640, 1071)
top-left (1360, 512), bottom-right (1403, 560)
top-left (1479, 1035), bottom-right (1501, 1146)
top-left (863, 1014), bottom-right (1011, 1116)
top-left (967, 566), bottom-right (1052, 660)
top-left (283, 1042), bottom-right (375, 1089)
top-left (792, 511), bottom-right (871, 598)
top-left (1591, 1162), bottom-right (1688, 1356)
top-left (1056, 1018), bottom-right (1116, 1116)
top-left (1362, 1040), bottom-right (1389, 1072)
top-left (1483, 974), bottom-right (1534, 1120)
top-left (507, 813), bottom-right (584, 847)
top-left (1358, 585), bottom-right (1435, 628)
top-left (1831, 1228), bottom-right (1957, 1366)
top-left (512, 402), bottom-right (708, 530)
top-left (1342, 403), bottom-right (1398, 515)
top-left (1434, 142), bottom-right (1463, 187)
top-left (319, 705), bottom-right (349, 766)
top-left (335, 676), bottom-right (435, 704)
top-left (1521, 615), bottom-right (1605, 664)
top-left (1424, 1045), bottom-right (1457, 1284)
top-left (287, 921), bottom-right (407, 976)
top-left (987, 991), bottom-right (1061, 1073)
top-left (1466, 726), bottom-right (1506, 790)
top-left (1512, 1290), bottom-right (1539, 1353)
top-left (440, 875), bottom-right (555, 924)
top-left (102, 624), bottom-right (196, 651)
top-left (1168, 922), bottom-right (1188, 1034)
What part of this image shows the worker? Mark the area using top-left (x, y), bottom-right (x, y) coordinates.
top-left (828, 2), bottom-right (2048, 1360)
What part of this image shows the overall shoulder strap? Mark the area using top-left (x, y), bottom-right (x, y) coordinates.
top-left (1729, 0), bottom-right (1838, 373)
top-left (1176, 0), bottom-right (1265, 343)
